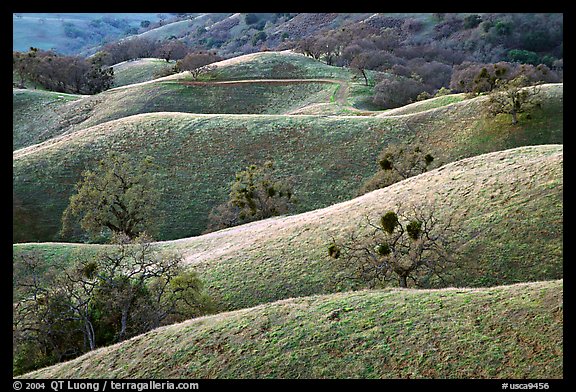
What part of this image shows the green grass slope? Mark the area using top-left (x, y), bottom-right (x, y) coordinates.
top-left (14, 145), bottom-right (563, 312)
top-left (13, 54), bottom-right (348, 149)
top-left (20, 279), bottom-right (563, 379)
top-left (13, 83), bottom-right (563, 243)
top-left (111, 58), bottom-right (176, 87)
top-left (12, 52), bottom-right (370, 145)
top-left (208, 51), bottom-right (362, 81)
top-left (378, 93), bottom-right (467, 116)
top-left (12, 89), bottom-right (84, 150)
top-left (13, 112), bottom-right (391, 242)
top-left (12, 80), bottom-right (338, 150)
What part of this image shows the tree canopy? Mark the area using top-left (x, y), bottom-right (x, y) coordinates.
top-left (205, 161), bottom-right (296, 232)
top-left (61, 153), bottom-right (161, 242)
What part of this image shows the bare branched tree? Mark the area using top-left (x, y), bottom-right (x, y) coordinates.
top-left (175, 52), bottom-right (221, 80)
top-left (13, 234), bottom-right (210, 374)
top-left (67, 233), bottom-right (208, 344)
top-left (328, 203), bottom-right (458, 289)
top-left (13, 253), bottom-right (85, 374)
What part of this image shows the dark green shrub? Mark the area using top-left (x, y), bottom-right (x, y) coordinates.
top-left (252, 31), bottom-right (267, 45)
top-left (463, 14), bottom-right (482, 29)
top-left (374, 243), bottom-right (391, 256)
top-left (245, 13), bottom-right (259, 25)
top-left (507, 49), bottom-right (540, 65)
top-left (381, 211), bottom-right (399, 234)
top-left (328, 243), bottom-right (341, 259)
top-left (379, 157), bottom-right (393, 170)
top-left (407, 220), bottom-right (422, 240)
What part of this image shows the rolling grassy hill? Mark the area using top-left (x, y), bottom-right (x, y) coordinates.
top-left (12, 78), bottom-right (339, 151)
top-left (19, 279), bottom-right (563, 379)
top-left (206, 51), bottom-right (362, 81)
top-left (11, 52), bottom-right (563, 380)
top-left (14, 145), bottom-right (563, 312)
top-left (13, 79), bottom-right (563, 243)
top-left (111, 58), bottom-right (177, 87)
top-left (12, 52), bottom-right (361, 151)
top-left (377, 93), bottom-right (467, 116)
top-left (12, 89), bottom-right (84, 150)
top-left (13, 19), bottom-right (564, 381)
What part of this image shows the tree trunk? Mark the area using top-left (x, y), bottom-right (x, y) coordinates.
top-left (84, 319), bottom-right (95, 351)
top-left (511, 111), bottom-right (518, 124)
top-left (399, 275), bottom-right (407, 288)
top-left (118, 308), bottom-right (129, 342)
top-left (361, 69), bottom-right (368, 86)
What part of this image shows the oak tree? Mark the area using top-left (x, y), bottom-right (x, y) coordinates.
top-left (61, 153), bottom-right (160, 241)
top-left (329, 204), bottom-right (458, 289)
top-left (206, 161), bottom-right (295, 232)
top-left (358, 143), bottom-right (436, 195)
top-left (487, 75), bottom-right (542, 124)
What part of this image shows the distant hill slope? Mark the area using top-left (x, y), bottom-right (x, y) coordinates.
top-left (13, 52), bottom-right (360, 150)
top-left (12, 89), bottom-right (84, 150)
top-left (12, 13), bottom-right (164, 55)
top-left (13, 82), bottom-right (563, 243)
top-left (14, 145), bottom-right (563, 312)
top-left (20, 279), bottom-right (563, 379)
top-left (377, 93), bottom-right (467, 116)
top-left (111, 58), bottom-right (176, 87)
top-left (206, 51), bottom-right (360, 81)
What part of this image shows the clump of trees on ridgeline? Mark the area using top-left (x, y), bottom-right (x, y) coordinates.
top-left (450, 61), bottom-right (559, 96)
top-left (174, 51), bottom-right (222, 79)
top-left (486, 75), bottom-right (543, 125)
top-left (97, 37), bottom-right (222, 80)
top-left (12, 38), bottom-right (222, 93)
top-left (13, 47), bottom-right (114, 94)
top-left (97, 37), bottom-right (191, 65)
top-left (292, 13), bottom-right (562, 110)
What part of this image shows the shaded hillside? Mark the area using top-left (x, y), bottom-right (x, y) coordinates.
top-left (14, 145), bottom-right (563, 312)
top-left (13, 82), bottom-right (563, 243)
top-left (12, 89), bottom-right (84, 150)
top-left (377, 93), bottom-right (467, 116)
top-left (19, 280), bottom-right (563, 379)
top-left (13, 113), bottom-right (393, 242)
